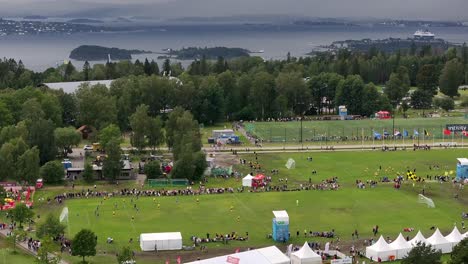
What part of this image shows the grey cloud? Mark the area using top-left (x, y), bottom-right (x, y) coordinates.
top-left (0, 0), bottom-right (467, 20)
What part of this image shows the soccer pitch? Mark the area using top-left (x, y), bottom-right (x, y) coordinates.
top-left (62, 149), bottom-right (467, 263)
top-left (246, 117), bottom-right (468, 143)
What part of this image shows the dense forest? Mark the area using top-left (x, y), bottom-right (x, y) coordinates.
top-left (0, 45), bottom-right (467, 182)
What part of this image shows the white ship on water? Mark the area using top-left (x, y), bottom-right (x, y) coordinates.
top-left (414, 30), bottom-right (435, 40)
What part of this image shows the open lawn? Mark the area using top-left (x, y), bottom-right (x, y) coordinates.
top-left (35, 149), bottom-right (468, 263)
top-left (0, 247), bottom-right (35, 264)
top-left (246, 117), bottom-right (468, 143)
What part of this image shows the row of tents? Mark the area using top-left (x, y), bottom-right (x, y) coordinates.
top-left (366, 227), bottom-right (468, 261)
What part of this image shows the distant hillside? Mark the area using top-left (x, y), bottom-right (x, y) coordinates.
top-left (67, 18), bottom-right (103, 24)
top-left (69, 45), bottom-right (152, 61)
top-left (23, 15), bottom-right (47, 20)
top-left (166, 47), bottom-right (251, 60)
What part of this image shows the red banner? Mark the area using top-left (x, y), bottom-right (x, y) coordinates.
top-left (443, 129), bottom-right (452, 135)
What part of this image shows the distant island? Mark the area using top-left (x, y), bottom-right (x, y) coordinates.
top-left (159, 47), bottom-right (251, 60)
top-left (67, 18), bottom-right (103, 24)
top-left (69, 45), bottom-right (152, 61)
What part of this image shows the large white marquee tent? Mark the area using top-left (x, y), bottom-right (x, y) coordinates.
top-left (409, 231), bottom-right (428, 247)
top-left (445, 226), bottom-right (464, 248)
top-left (426, 228), bottom-right (452, 253)
top-left (290, 242), bottom-right (323, 264)
top-left (186, 246), bottom-right (290, 264)
top-left (389, 233), bottom-right (412, 259)
top-left (365, 236), bottom-right (397, 262)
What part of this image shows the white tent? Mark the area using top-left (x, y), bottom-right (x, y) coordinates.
top-left (445, 226), bottom-right (464, 247)
top-left (186, 246), bottom-right (290, 264)
top-left (139, 232), bottom-right (182, 251)
top-left (426, 228), bottom-right (452, 253)
top-left (365, 236), bottom-right (397, 262)
top-left (464, 232), bottom-right (468, 238)
top-left (409, 230), bottom-right (428, 247)
top-left (389, 233), bottom-right (412, 259)
top-left (291, 242), bottom-right (323, 264)
top-left (242, 174), bottom-right (253, 187)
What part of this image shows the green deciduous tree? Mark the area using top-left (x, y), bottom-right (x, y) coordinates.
top-left (165, 107), bottom-right (185, 149)
top-left (402, 242), bottom-right (442, 264)
top-left (416, 64), bottom-right (439, 95)
top-left (102, 139), bottom-right (123, 183)
top-left (40, 161), bottom-right (64, 184)
top-left (433, 96), bottom-right (455, 113)
top-left (384, 66), bottom-right (410, 106)
top-left (54, 127), bottom-right (81, 157)
top-left (116, 246), bottom-right (134, 264)
top-left (36, 236), bottom-right (61, 264)
top-left (449, 238), bottom-right (468, 264)
top-left (439, 59), bottom-right (463, 97)
top-left (36, 214), bottom-right (66, 239)
top-left (76, 83), bottom-right (117, 130)
top-left (11, 203), bottom-right (34, 228)
top-left (27, 118), bottom-right (57, 165)
top-left (129, 104), bottom-right (150, 151)
top-left (147, 116), bottom-right (164, 150)
top-left (17, 146), bottom-right (40, 183)
top-left (99, 124), bottom-right (121, 151)
top-left (144, 160), bottom-right (163, 179)
top-left (411, 89), bottom-right (433, 110)
top-left (82, 162), bottom-right (94, 183)
top-left (71, 229), bottom-right (97, 264)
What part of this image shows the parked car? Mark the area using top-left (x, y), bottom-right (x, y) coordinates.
top-left (83, 145), bottom-right (93, 151)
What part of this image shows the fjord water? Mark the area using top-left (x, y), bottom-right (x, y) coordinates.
top-left (2, 24), bottom-right (468, 71)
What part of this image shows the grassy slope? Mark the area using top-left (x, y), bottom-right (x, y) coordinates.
top-left (50, 149), bottom-right (467, 263)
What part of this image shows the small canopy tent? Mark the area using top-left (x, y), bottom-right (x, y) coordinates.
top-left (389, 233), bottom-right (412, 259)
top-left (242, 174), bottom-right (253, 187)
top-left (409, 231), bottom-right (428, 247)
top-left (445, 226), bottom-right (464, 247)
top-left (291, 242), bottom-right (323, 264)
top-left (365, 236), bottom-right (397, 262)
top-left (139, 232), bottom-right (182, 251)
top-left (252, 174), bottom-right (266, 187)
top-left (426, 228), bottom-right (452, 253)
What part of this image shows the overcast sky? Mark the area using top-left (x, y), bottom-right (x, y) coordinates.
top-left (0, 0), bottom-right (467, 20)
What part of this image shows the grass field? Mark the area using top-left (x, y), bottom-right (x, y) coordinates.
top-left (0, 246), bottom-right (35, 264)
top-left (246, 117), bottom-right (468, 143)
top-left (34, 148), bottom-right (468, 263)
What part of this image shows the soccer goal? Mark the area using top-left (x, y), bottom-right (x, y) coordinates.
top-left (59, 207), bottom-right (69, 223)
top-left (285, 158), bottom-right (296, 169)
top-left (418, 194), bottom-right (435, 208)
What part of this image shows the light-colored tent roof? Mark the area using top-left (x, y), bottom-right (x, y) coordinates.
top-left (463, 232), bottom-right (468, 238)
top-left (368, 236), bottom-right (393, 251)
top-left (186, 246), bottom-right (290, 264)
top-left (445, 226), bottom-right (464, 243)
top-left (43, 80), bottom-right (114, 94)
top-left (389, 233), bottom-right (412, 250)
top-left (273, 211), bottom-right (289, 222)
top-left (140, 232), bottom-right (182, 241)
top-left (409, 231), bottom-right (428, 246)
top-left (243, 174), bottom-right (253, 180)
top-left (427, 228), bottom-right (451, 245)
top-left (292, 242), bottom-right (322, 258)
top-left (457, 158), bottom-right (468, 165)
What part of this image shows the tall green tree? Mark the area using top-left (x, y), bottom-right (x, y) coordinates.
top-left (71, 229), bottom-right (97, 264)
top-left (147, 116), bottom-right (164, 150)
top-left (82, 162), bottom-right (94, 183)
top-left (165, 107), bottom-right (185, 149)
top-left (129, 104), bottom-right (150, 151)
top-left (439, 59), bottom-right (463, 97)
top-left (384, 66), bottom-right (410, 106)
top-left (144, 160), bottom-right (163, 179)
top-left (416, 64), bottom-right (439, 95)
top-left (17, 146), bottom-right (40, 183)
top-left (98, 124), bottom-right (121, 151)
top-left (411, 89), bottom-right (433, 111)
top-left (27, 118), bottom-right (57, 165)
top-left (172, 111), bottom-right (202, 160)
top-left (402, 242), bottom-right (442, 264)
top-left (11, 203), bottom-right (34, 228)
top-left (36, 214), bottom-right (66, 239)
top-left (54, 127), bottom-right (81, 157)
top-left (433, 96), bottom-right (455, 113)
top-left (162, 59), bottom-right (171, 76)
top-left (83, 61), bottom-right (90, 81)
top-left (76, 83), bottom-right (117, 129)
top-left (102, 139), bottom-right (123, 182)
top-left (39, 161), bottom-right (64, 184)
top-left (249, 72), bottom-right (275, 120)
top-left (335, 75), bottom-right (365, 115)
